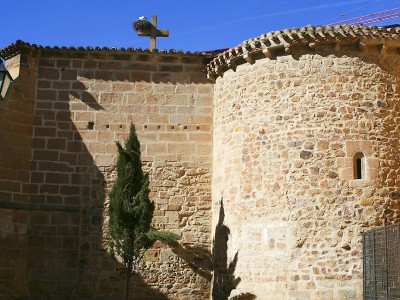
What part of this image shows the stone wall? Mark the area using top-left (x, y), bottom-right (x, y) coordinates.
top-left (212, 46), bottom-right (400, 299)
top-left (0, 47), bottom-right (213, 299)
top-left (0, 53), bottom-right (37, 297)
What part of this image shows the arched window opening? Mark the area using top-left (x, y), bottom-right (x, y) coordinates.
top-left (354, 152), bottom-right (365, 179)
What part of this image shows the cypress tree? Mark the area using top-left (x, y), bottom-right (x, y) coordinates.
top-left (108, 124), bottom-right (179, 300)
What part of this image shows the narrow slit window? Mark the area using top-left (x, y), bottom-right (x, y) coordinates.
top-left (354, 152), bottom-right (365, 179)
top-left (356, 158), bottom-right (362, 179)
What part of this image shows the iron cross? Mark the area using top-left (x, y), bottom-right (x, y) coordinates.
top-left (137, 15), bottom-right (169, 50)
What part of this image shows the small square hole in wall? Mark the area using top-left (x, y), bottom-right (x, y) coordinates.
top-left (183, 125), bottom-right (188, 130)
top-left (196, 126), bottom-right (200, 130)
top-left (157, 125), bottom-right (161, 129)
top-left (144, 125), bottom-right (148, 129)
top-left (171, 125), bottom-right (175, 129)
top-left (119, 125), bottom-right (123, 129)
top-left (87, 122), bottom-right (94, 130)
top-left (106, 124), bottom-right (110, 129)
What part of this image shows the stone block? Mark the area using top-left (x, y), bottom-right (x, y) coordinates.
top-left (45, 236), bottom-right (63, 249)
top-left (38, 67), bottom-right (60, 80)
top-left (147, 143), bottom-right (167, 154)
top-left (33, 150), bottom-right (59, 161)
top-left (167, 143), bottom-right (195, 154)
top-left (27, 236), bottom-right (46, 250)
top-left (45, 172), bottom-right (70, 184)
top-left (57, 225), bottom-right (79, 236)
top-left (29, 212), bottom-right (50, 225)
top-left (338, 167), bottom-right (354, 180)
top-left (34, 127), bottom-right (56, 137)
top-left (63, 237), bottom-right (79, 249)
top-left (98, 61), bottom-right (123, 70)
top-left (360, 198), bottom-right (373, 206)
top-left (41, 162), bottom-right (72, 174)
top-left (83, 60), bottom-right (97, 69)
top-left (336, 157), bottom-right (352, 168)
top-left (31, 225), bottom-right (57, 236)
top-left (345, 140), bottom-right (372, 156)
top-left (39, 184), bottom-right (59, 194)
top-left (191, 115), bottom-right (212, 124)
top-left (37, 89), bottom-right (57, 101)
top-left (0, 180), bottom-right (21, 192)
top-left (127, 71), bottom-right (151, 82)
top-left (189, 133), bottom-right (211, 142)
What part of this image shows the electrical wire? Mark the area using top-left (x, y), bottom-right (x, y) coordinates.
top-left (324, 0), bottom-right (388, 23)
top-left (340, 0), bottom-right (384, 16)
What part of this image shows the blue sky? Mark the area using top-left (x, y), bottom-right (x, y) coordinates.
top-left (2, 0), bottom-right (399, 52)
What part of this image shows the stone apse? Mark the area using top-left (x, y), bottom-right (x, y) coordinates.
top-left (1, 25), bottom-right (400, 299)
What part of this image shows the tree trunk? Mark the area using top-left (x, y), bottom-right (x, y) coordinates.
top-left (125, 260), bottom-right (132, 300)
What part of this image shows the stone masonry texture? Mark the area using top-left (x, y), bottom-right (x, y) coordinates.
top-left (1, 25), bottom-right (400, 299)
top-left (0, 46), bottom-right (213, 299)
top-left (211, 34), bottom-right (400, 298)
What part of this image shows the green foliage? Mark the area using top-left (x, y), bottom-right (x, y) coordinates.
top-left (107, 124), bottom-right (179, 299)
top-left (147, 231), bottom-right (180, 244)
top-left (108, 124), bottom-right (152, 262)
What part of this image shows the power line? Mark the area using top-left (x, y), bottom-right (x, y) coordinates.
top-left (326, 6), bottom-right (400, 25)
top-left (325, 0), bottom-right (385, 23)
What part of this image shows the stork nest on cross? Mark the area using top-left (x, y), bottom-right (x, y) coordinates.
top-left (132, 17), bottom-right (152, 34)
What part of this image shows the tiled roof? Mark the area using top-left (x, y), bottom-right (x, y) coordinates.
top-left (0, 40), bottom-right (209, 61)
top-left (206, 24), bottom-right (400, 79)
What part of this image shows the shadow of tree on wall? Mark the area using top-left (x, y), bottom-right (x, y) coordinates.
top-left (211, 199), bottom-right (255, 300)
top-left (169, 198), bottom-right (255, 300)
top-left (212, 198), bottom-right (238, 299)
top-left (170, 241), bottom-right (213, 282)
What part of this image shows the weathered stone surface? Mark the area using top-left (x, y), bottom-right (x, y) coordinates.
top-left (212, 48), bottom-right (400, 299)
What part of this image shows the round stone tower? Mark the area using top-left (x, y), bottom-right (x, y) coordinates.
top-left (208, 25), bottom-right (400, 299)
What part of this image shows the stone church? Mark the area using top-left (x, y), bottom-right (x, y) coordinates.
top-left (1, 24), bottom-right (400, 299)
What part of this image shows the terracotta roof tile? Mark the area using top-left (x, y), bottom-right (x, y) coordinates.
top-left (206, 24), bottom-right (400, 80)
top-left (0, 40), bottom-right (209, 61)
